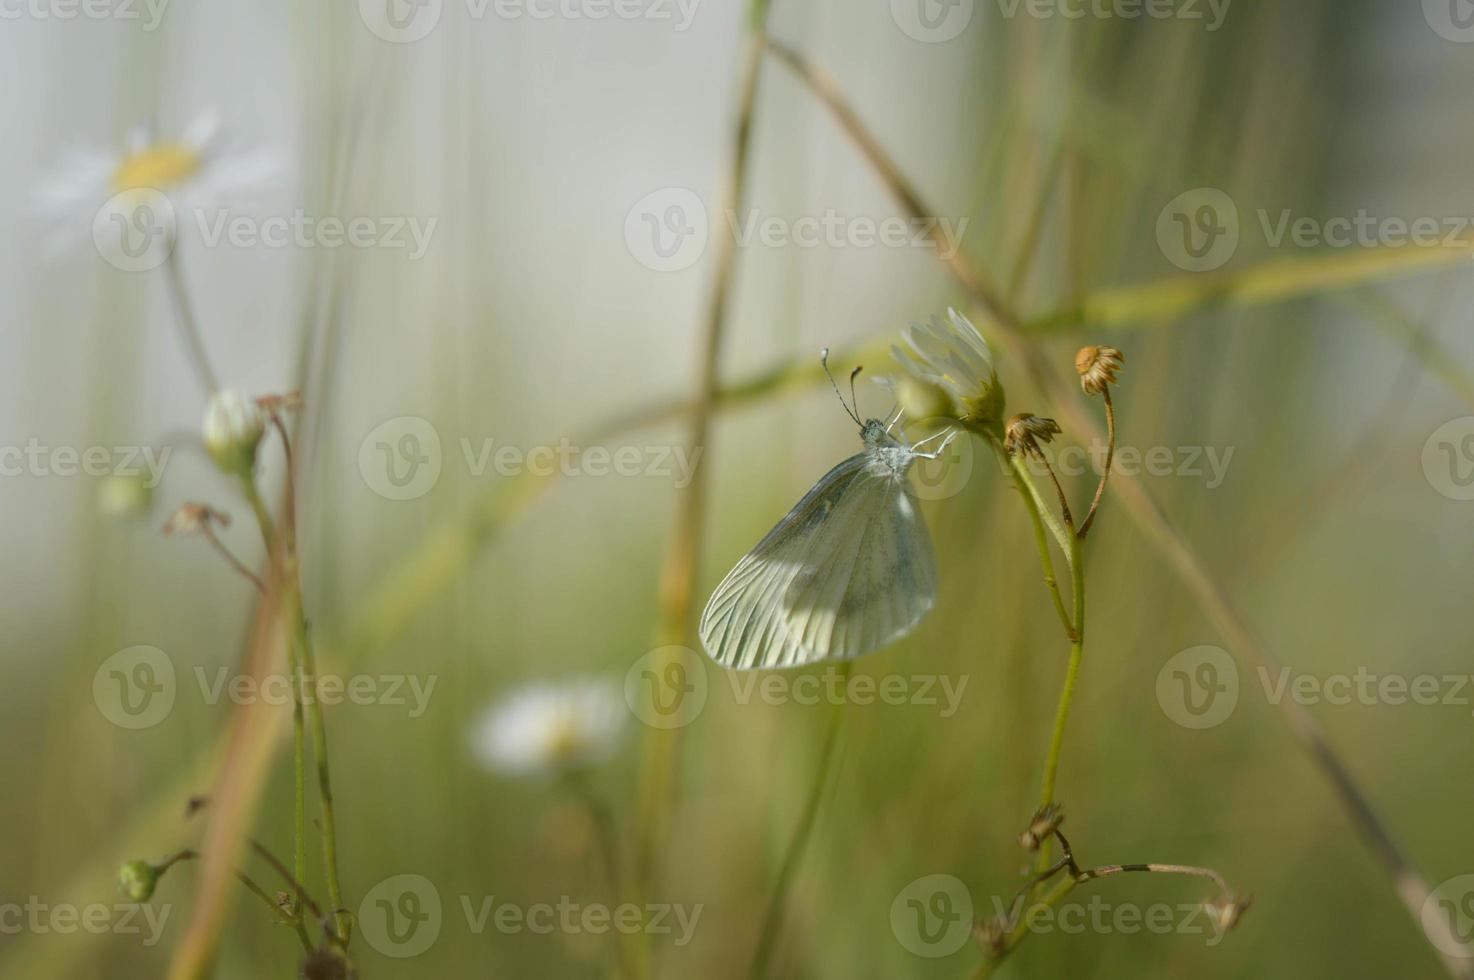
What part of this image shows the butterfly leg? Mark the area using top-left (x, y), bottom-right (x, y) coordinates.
top-left (912, 427), bottom-right (960, 459)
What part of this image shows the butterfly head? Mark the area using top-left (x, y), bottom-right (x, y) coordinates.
top-left (861, 418), bottom-right (896, 447)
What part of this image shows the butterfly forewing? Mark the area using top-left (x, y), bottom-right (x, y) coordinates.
top-left (699, 450), bottom-right (937, 670)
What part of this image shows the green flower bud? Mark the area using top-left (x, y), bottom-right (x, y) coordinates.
top-left (118, 859), bottom-right (158, 902)
top-left (97, 473), bottom-right (154, 521)
top-left (202, 389), bottom-right (265, 477)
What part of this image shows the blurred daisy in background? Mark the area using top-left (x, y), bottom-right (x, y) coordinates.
top-left (33, 109), bottom-right (283, 257)
top-left (470, 677), bottom-right (627, 777)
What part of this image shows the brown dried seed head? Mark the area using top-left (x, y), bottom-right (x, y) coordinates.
top-left (1018, 803), bottom-right (1064, 851)
top-left (162, 502), bottom-right (230, 536)
top-left (1003, 414), bottom-right (1062, 459)
top-left (1203, 892), bottom-right (1252, 934)
top-left (1075, 345), bottom-right (1124, 396)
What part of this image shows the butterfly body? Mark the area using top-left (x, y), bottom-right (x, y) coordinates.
top-left (698, 414), bottom-right (953, 671)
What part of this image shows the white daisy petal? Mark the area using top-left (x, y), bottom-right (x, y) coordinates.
top-left (470, 677), bottom-right (626, 777)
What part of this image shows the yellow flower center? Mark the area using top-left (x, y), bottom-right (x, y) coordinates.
top-left (544, 717), bottom-right (583, 762)
top-left (112, 143), bottom-right (201, 192)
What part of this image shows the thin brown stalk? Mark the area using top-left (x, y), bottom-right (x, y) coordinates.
top-left (633, 0), bottom-right (777, 909)
top-left (199, 525), bottom-right (266, 593)
top-left (761, 34), bottom-right (1470, 979)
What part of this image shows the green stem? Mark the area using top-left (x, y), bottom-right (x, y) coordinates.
top-left (295, 600), bottom-right (347, 944)
top-left (239, 476), bottom-right (307, 920)
top-left (1035, 532), bottom-right (1085, 876)
top-left (748, 662), bottom-right (851, 978)
top-left (568, 773), bottom-right (637, 979)
top-left (988, 438), bottom-right (1074, 639)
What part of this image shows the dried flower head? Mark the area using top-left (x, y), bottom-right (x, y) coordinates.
top-left (1075, 345), bottom-right (1124, 396)
top-left (1003, 414), bottom-right (1061, 459)
top-left (470, 677), bottom-right (625, 777)
top-left (255, 391), bottom-right (303, 420)
top-left (1203, 891), bottom-right (1252, 935)
top-left (892, 308), bottom-right (1005, 427)
top-left (1018, 803), bottom-right (1065, 852)
top-left (162, 502), bottom-right (230, 536)
top-left (301, 945), bottom-right (357, 980)
top-left (202, 389), bottom-right (266, 477)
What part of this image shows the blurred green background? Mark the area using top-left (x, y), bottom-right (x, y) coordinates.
top-left (3, 0), bottom-right (1474, 977)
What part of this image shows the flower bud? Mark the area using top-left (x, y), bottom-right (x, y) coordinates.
top-left (118, 860), bottom-right (158, 902)
top-left (97, 473), bottom-right (153, 521)
top-left (203, 389), bottom-right (265, 477)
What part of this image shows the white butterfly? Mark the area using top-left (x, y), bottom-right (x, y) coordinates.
top-left (699, 351), bottom-right (958, 670)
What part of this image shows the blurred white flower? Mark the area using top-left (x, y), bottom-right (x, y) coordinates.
top-left (203, 389), bottom-right (265, 477)
top-left (34, 110), bottom-right (282, 255)
top-left (891, 307), bottom-right (1005, 426)
top-left (470, 678), bottom-right (626, 776)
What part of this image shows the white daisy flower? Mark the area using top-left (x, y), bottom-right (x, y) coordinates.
top-left (891, 307), bottom-right (1006, 426)
top-left (470, 678), bottom-right (626, 776)
top-left (34, 109), bottom-right (282, 256)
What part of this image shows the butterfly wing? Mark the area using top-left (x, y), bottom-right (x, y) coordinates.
top-left (699, 452), bottom-right (937, 670)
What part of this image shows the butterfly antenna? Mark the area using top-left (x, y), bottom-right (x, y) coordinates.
top-left (820, 348), bottom-right (862, 426)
